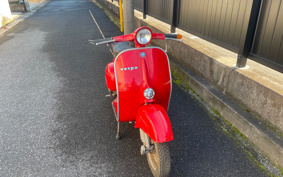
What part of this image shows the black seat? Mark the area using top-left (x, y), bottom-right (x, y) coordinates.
top-left (112, 42), bottom-right (133, 57)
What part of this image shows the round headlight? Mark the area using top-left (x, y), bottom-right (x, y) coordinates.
top-left (144, 88), bottom-right (155, 100)
top-left (136, 29), bottom-right (152, 45)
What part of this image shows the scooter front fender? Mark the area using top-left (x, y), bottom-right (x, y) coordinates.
top-left (135, 104), bottom-right (174, 143)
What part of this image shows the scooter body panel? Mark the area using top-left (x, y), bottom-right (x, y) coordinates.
top-left (135, 104), bottom-right (174, 143)
top-left (113, 47), bottom-right (171, 122)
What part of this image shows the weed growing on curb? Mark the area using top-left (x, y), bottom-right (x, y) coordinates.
top-left (245, 108), bottom-right (251, 113)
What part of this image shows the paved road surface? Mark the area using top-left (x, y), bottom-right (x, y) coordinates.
top-left (0, 0), bottom-right (268, 176)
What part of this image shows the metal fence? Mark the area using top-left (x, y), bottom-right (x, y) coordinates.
top-left (134, 0), bottom-right (143, 11)
top-left (178, 0), bottom-right (252, 50)
top-left (147, 0), bottom-right (173, 24)
top-left (133, 0), bottom-right (283, 73)
top-left (251, 0), bottom-right (283, 67)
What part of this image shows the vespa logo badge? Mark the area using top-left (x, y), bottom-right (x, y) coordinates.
top-left (121, 66), bottom-right (138, 71)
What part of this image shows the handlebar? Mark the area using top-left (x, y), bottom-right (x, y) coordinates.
top-left (96, 39), bottom-right (116, 45)
top-left (89, 28), bottom-right (183, 46)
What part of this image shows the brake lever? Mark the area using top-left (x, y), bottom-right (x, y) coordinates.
top-left (88, 38), bottom-right (116, 45)
top-left (89, 38), bottom-right (114, 45)
top-left (88, 40), bottom-right (96, 45)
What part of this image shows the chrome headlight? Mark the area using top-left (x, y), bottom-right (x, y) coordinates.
top-left (136, 28), bottom-right (152, 45)
top-left (144, 88), bottom-right (155, 100)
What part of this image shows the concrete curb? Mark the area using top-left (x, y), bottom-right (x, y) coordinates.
top-left (0, 0), bottom-right (50, 37)
top-left (94, 0), bottom-right (283, 171)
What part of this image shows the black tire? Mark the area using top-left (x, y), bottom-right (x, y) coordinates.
top-left (146, 140), bottom-right (171, 177)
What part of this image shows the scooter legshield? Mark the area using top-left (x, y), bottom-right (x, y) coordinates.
top-left (114, 47), bottom-right (171, 122)
top-left (135, 104), bottom-right (174, 143)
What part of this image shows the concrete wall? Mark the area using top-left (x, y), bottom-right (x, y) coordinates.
top-left (0, 0), bottom-right (12, 28)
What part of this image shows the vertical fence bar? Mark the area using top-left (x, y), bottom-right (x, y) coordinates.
top-left (171, 0), bottom-right (180, 33)
top-left (237, 0), bottom-right (262, 68)
top-left (143, 0), bottom-right (147, 19)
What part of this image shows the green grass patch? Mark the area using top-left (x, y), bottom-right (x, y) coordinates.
top-left (174, 77), bottom-right (182, 85)
top-left (211, 108), bottom-right (221, 117)
top-left (245, 108), bottom-right (250, 113)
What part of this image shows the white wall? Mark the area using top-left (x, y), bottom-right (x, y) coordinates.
top-left (0, 0), bottom-right (12, 28)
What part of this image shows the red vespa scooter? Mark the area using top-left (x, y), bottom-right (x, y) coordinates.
top-left (92, 27), bottom-right (182, 177)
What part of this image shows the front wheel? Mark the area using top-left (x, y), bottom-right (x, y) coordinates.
top-left (146, 139), bottom-right (171, 177)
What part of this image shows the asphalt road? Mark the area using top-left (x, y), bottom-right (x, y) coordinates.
top-left (0, 0), bottom-right (269, 176)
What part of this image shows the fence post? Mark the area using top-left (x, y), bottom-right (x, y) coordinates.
top-left (143, 0), bottom-right (147, 19)
top-left (237, 0), bottom-right (262, 68)
top-left (171, 0), bottom-right (180, 33)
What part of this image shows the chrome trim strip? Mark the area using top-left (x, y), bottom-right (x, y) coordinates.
top-left (162, 48), bottom-right (172, 112)
top-left (113, 46), bottom-right (172, 121)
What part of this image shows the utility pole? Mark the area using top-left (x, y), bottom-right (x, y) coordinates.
top-left (122, 0), bottom-right (134, 35)
top-left (23, 0), bottom-right (27, 12)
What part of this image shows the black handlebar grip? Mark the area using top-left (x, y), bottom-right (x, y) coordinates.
top-left (165, 34), bottom-right (178, 38)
